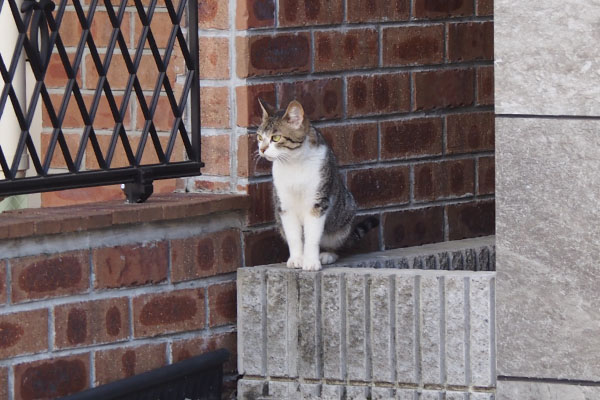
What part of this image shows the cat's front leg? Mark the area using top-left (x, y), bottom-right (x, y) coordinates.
top-left (280, 211), bottom-right (303, 268)
top-left (302, 213), bottom-right (326, 271)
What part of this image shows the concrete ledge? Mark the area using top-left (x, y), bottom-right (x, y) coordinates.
top-left (237, 237), bottom-right (496, 399)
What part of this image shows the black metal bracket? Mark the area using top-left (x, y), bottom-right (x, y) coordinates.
top-left (122, 169), bottom-right (153, 203)
top-left (21, 0), bottom-right (55, 65)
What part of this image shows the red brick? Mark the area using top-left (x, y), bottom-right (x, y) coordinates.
top-left (413, 0), bottom-right (474, 19)
top-left (54, 298), bottom-right (129, 349)
top-left (93, 242), bottom-right (168, 289)
top-left (413, 68), bottom-right (475, 111)
top-left (247, 181), bottom-right (275, 225)
top-left (477, 0), bottom-right (493, 16)
top-left (41, 185), bottom-right (125, 207)
top-left (0, 309), bottom-right (48, 359)
top-left (208, 281), bottom-right (237, 327)
top-left (200, 86), bottom-right (230, 128)
top-left (320, 123), bottom-right (378, 166)
top-left (135, 95), bottom-right (177, 131)
top-left (447, 22), bottom-right (494, 62)
top-left (14, 354), bottom-right (90, 400)
top-left (236, 83), bottom-right (277, 128)
top-left (201, 134), bottom-right (231, 176)
top-left (446, 112), bottom-right (494, 154)
top-left (383, 25), bottom-right (444, 66)
top-left (11, 251), bottom-right (90, 303)
top-left (447, 200), bottom-right (495, 240)
top-left (236, 33), bottom-right (311, 78)
top-left (478, 156), bottom-right (495, 195)
top-left (237, 134), bottom-right (272, 177)
top-left (383, 207), bottom-right (444, 249)
top-left (381, 118), bottom-right (443, 160)
top-left (91, 10), bottom-right (132, 48)
top-left (193, 178), bottom-right (232, 192)
top-left (477, 65), bottom-right (494, 106)
top-left (57, 11), bottom-right (82, 47)
top-left (200, 37), bottom-right (230, 79)
top-left (279, 0), bottom-right (343, 27)
top-left (314, 29), bottom-right (378, 72)
top-left (347, 0), bottom-right (409, 22)
top-left (172, 331), bottom-right (237, 373)
top-left (95, 343), bottom-right (167, 386)
top-left (278, 78), bottom-right (343, 121)
top-left (0, 261), bottom-right (5, 305)
top-left (171, 228), bottom-right (241, 282)
top-left (40, 132), bottom-right (81, 170)
top-left (0, 367), bottom-right (7, 400)
top-left (414, 159), bottom-right (475, 202)
top-left (44, 53), bottom-right (81, 89)
top-left (236, 0), bottom-right (275, 29)
top-left (133, 12), bottom-right (173, 49)
top-left (347, 73), bottom-right (410, 117)
top-left (348, 166), bottom-right (410, 208)
top-left (198, 0), bottom-right (229, 29)
top-left (133, 288), bottom-right (205, 337)
top-left (243, 228), bottom-right (289, 267)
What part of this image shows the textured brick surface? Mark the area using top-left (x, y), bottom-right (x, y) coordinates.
top-left (94, 343), bottom-right (167, 386)
top-left (320, 123), bottom-right (378, 166)
top-left (347, 73), bottom-right (410, 117)
top-left (414, 159), bottom-right (475, 202)
top-left (383, 207), bottom-right (445, 249)
top-left (278, 0), bottom-right (343, 26)
top-left (0, 309), bottom-right (48, 359)
top-left (383, 25), bottom-right (444, 66)
top-left (314, 29), bottom-right (378, 72)
top-left (447, 112), bottom-right (495, 154)
top-left (208, 281), bottom-right (237, 327)
top-left (237, 33), bottom-right (311, 77)
top-left (236, 0), bottom-right (275, 29)
top-left (348, 165), bottom-right (410, 208)
top-left (380, 118), bottom-right (443, 160)
top-left (448, 22), bottom-right (494, 62)
top-left (413, 0), bottom-right (474, 19)
top-left (172, 331), bottom-right (237, 373)
top-left (278, 78), bottom-right (343, 121)
top-left (478, 156), bottom-right (495, 195)
top-left (447, 201), bottom-right (495, 240)
top-left (414, 69), bottom-right (475, 111)
top-left (346, 0), bottom-right (409, 22)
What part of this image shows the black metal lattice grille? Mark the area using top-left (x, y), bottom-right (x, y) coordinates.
top-left (0, 0), bottom-right (201, 202)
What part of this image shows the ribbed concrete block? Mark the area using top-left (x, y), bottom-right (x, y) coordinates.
top-left (446, 392), bottom-right (468, 400)
top-left (445, 276), bottom-right (467, 386)
top-left (297, 271), bottom-right (320, 379)
top-left (395, 275), bottom-right (417, 383)
top-left (321, 384), bottom-right (343, 399)
top-left (346, 273), bottom-right (369, 381)
top-left (421, 390), bottom-right (442, 400)
top-left (238, 269), bottom-right (265, 376)
top-left (470, 393), bottom-right (494, 400)
top-left (370, 274), bottom-right (395, 383)
top-left (322, 272), bottom-right (345, 380)
top-left (470, 276), bottom-right (495, 387)
top-left (420, 276), bottom-right (443, 384)
top-left (238, 379), bottom-right (266, 400)
top-left (372, 387), bottom-right (395, 400)
top-left (268, 381), bottom-right (296, 399)
top-left (346, 385), bottom-right (370, 399)
top-left (396, 389), bottom-right (417, 400)
top-left (266, 269), bottom-right (291, 377)
top-left (299, 383), bottom-right (321, 399)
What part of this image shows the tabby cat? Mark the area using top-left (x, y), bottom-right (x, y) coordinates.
top-left (256, 99), bottom-right (378, 271)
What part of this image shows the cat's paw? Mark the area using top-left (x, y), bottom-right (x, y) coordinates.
top-left (302, 257), bottom-right (322, 271)
top-left (319, 252), bottom-right (338, 265)
top-left (286, 256), bottom-right (303, 269)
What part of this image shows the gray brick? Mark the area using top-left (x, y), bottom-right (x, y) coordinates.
top-left (438, 252), bottom-right (451, 270)
top-left (266, 269), bottom-right (290, 377)
top-left (238, 379), bottom-right (266, 400)
top-left (321, 384), bottom-right (343, 399)
top-left (322, 272), bottom-right (345, 380)
top-left (396, 258), bottom-right (411, 269)
top-left (346, 273), bottom-right (369, 381)
top-left (396, 389), bottom-right (417, 400)
top-left (268, 381), bottom-right (296, 399)
top-left (396, 275), bottom-right (417, 383)
top-left (425, 255), bottom-right (437, 269)
top-left (372, 387), bottom-right (395, 399)
top-left (446, 392), bottom-right (468, 400)
top-left (347, 385), bottom-right (370, 400)
top-left (477, 247), bottom-right (490, 271)
top-left (299, 383), bottom-right (321, 399)
top-left (420, 276), bottom-right (442, 384)
top-left (298, 271), bottom-right (320, 379)
top-left (465, 249), bottom-right (476, 270)
top-left (420, 390), bottom-right (442, 400)
top-left (370, 274), bottom-right (395, 383)
top-left (412, 256), bottom-right (424, 269)
top-left (452, 252), bottom-right (464, 270)
top-left (470, 276), bottom-right (494, 387)
top-left (238, 269), bottom-right (265, 376)
top-left (469, 393), bottom-right (494, 400)
top-left (445, 276), bottom-right (467, 386)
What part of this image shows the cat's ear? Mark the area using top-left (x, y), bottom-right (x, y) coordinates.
top-left (283, 100), bottom-right (305, 130)
top-left (258, 98), bottom-right (274, 121)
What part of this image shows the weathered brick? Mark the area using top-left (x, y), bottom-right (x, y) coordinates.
top-left (0, 309), bottom-right (48, 359)
top-left (383, 207), bottom-right (444, 249)
top-left (413, 0), bottom-right (474, 19)
top-left (314, 29), bottom-right (378, 72)
top-left (91, 10), bottom-right (132, 48)
top-left (237, 134), bottom-right (272, 178)
top-left (279, 0), bottom-right (343, 26)
top-left (0, 367), bottom-right (7, 400)
top-left (243, 228), bottom-right (289, 267)
top-left (278, 78), bottom-right (343, 121)
top-left (447, 201), bottom-right (495, 240)
top-left (347, 0), bottom-right (409, 22)
top-left (14, 354), bottom-right (90, 400)
top-left (44, 53), bottom-right (81, 89)
top-left (477, 65), bottom-right (494, 106)
top-left (40, 185), bottom-right (124, 207)
top-left (208, 281), bottom-right (237, 327)
top-left (201, 134), bottom-right (231, 176)
top-left (236, 83), bottom-right (277, 127)
top-left (320, 123), bottom-right (378, 166)
top-left (11, 251), bottom-right (90, 303)
top-left (171, 229), bottom-right (241, 282)
top-left (172, 331), bottom-right (237, 373)
top-left (347, 73), bottom-right (410, 117)
top-left (43, 93), bottom-right (131, 130)
top-left (413, 68), bottom-right (475, 111)
top-left (380, 117), bottom-right (443, 160)
top-left (199, 37), bottom-right (230, 79)
top-left (446, 112), bottom-right (494, 154)
top-left (477, 0), bottom-right (493, 16)
top-left (40, 132), bottom-right (81, 170)
top-left (236, 0), bottom-right (275, 29)
top-left (200, 86), bottom-right (230, 128)
top-left (93, 242), bottom-right (168, 289)
top-left (238, 379), bottom-right (266, 399)
top-left (237, 268), bottom-right (265, 375)
top-left (236, 33), bottom-right (311, 77)
top-left (447, 22), bottom-right (494, 62)
top-left (247, 181), bottom-right (275, 225)
top-left (414, 159), bottom-right (475, 202)
top-left (54, 298), bottom-right (129, 349)
top-left (383, 25), bottom-right (444, 66)
top-left (478, 156), bottom-right (495, 195)
top-left (198, 0), bottom-right (229, 29)
top-left (348, 165), bottom-right (410, 208)
top-left (0, 261), bottom-right (5, 305)
top-left (133, 288), bottom-right (205, 337)
top-left (95, 343), bottom-right (167, 386)
top-left (193, 178), bottom-right (232, 192)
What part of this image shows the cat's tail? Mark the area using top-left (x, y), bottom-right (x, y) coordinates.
top-left (344, 216), bottom-right (379, 248)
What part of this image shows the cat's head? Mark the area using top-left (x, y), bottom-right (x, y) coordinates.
top-left (256, 99), bottom-right (309, 162)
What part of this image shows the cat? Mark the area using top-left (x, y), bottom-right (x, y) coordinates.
top-left (256, 99), bottom-right (378, 271)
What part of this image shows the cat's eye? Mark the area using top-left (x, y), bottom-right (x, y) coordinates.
top-left (257, 134), bottom-right (263, 141)
top-left (271, 135), bottom-right (282, 142)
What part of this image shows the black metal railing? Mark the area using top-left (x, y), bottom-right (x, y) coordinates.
top-left (0, 0), bottom-right (202, 203)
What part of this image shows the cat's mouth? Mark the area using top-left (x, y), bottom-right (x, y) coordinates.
top-left (259, 151), bottom-right (275, 162)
